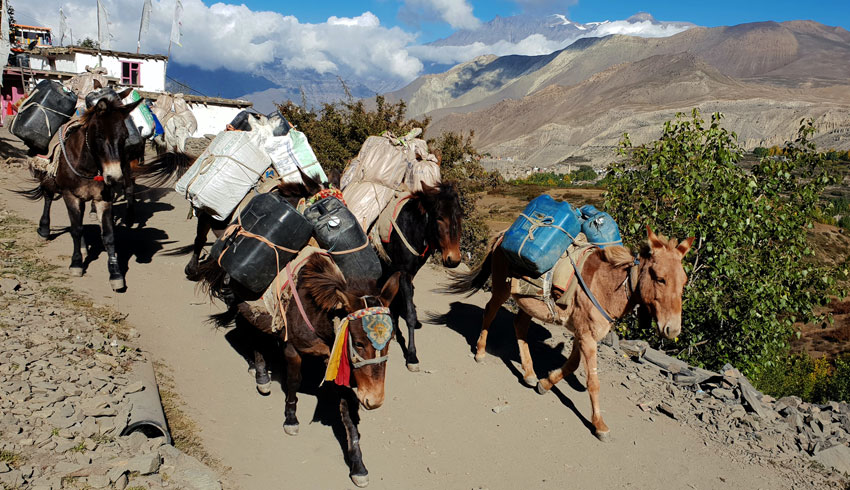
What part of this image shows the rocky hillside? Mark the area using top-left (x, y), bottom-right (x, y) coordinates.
top-left (387, 21), bottom-right (850, 169)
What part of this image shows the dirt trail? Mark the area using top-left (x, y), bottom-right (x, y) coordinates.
top-left (0, 164), bottom-right (828, 489)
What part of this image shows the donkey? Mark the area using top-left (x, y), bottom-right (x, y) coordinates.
top-left (372, 182), bottom-right (463, 371)
top-left (443, 226), bottom-right (693, 440)
top-left (20, 94), bottom-right (147, 291)
top-left (203, 252), bottom-right (401, 487)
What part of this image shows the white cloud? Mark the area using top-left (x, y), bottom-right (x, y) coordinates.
top-left (401, 0), bottom-right (480, 30)
top-left (19, 0), bottom-right (423, 81)
top-left (411, 19), bottom-right (693, 65)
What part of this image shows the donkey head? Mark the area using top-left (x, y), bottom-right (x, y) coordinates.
top-left (302, 255), bottom-right (402, 410)
top-left (636, 226), bottom-right (695, 340)
top-left (335, 271), bottom-right (401, 410)
top-left (419, 182), bottom-right (463, 268)
top-left (80, 88), bottom-right (142, 185)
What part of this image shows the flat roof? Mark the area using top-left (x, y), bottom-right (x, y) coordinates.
top-left (3, 66), bottom-right (119, 82)
top-left (30, 46), bottom-right (169, 61)
top-left (138, 91), bottom-right (252, 108)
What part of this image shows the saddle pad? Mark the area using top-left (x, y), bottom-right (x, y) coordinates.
top-left (371, 190), bottom-right (414, 244)
top-left (259, 246), bottom-right (332, 334)
top-left (510, 241), bottom-right (596, 310)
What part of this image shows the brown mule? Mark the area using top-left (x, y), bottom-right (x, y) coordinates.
top-left (443, 226), bottom-right (694, 440)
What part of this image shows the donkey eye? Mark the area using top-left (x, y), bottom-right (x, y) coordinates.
top-left (354, 341), bottom-right (365, 349)
top-left (657, 278), bottom-right (667, 285)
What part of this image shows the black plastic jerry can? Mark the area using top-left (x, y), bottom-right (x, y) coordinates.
top-left (304, 197), bottom-right (382, 281)
top-left (213, 192), bottom-right (313, 298)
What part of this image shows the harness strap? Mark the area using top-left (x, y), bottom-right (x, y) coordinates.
top-left (569, 253), bottom-right (616, 324)
top-left (59, 125), bottom-right (102, 182)
top-left (287, 261), bottom-right (316, 333)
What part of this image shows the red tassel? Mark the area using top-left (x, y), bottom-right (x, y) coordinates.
top-left (334, 333), bottom-right (351, 387)
top-left (93, 175), bottom-right (104, 182)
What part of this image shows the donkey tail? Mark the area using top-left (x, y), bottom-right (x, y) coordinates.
top-left (207, 302), bottom-right (240, 329)
top-left (13, 183), bottom-right (47, 201)
top-left (132, 152), bottom-right (192, 187)
top-left (438, 233), bottom-right (502, 297)
top-left (195, 257), bottom-right (231, 303)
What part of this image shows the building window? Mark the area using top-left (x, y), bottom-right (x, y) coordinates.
top-left (121, 61), bottom-right (140, 86)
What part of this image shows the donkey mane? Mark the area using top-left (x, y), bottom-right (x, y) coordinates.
top-left (601, 245), bottom-right (635, 268)
top-left (79, 96), bottom-right (124, 126)
top-left (300, 255), bottom-right (348, 311)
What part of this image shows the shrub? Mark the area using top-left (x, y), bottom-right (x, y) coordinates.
top-left (605, 110), bottom-right (845, 376)
top-left (278, 96), bottom-right (496, 262)
top-left (753, 353), bottom-right (850, 403)
top-left (570, 164), bottom-right (597, 182)
top-left (753, 147), bottom-right (769, 157)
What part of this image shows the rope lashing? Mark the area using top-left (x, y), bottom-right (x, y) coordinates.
top-left (516, 212), bottom-right (576, 259)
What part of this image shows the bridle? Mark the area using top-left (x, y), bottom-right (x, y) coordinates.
top-left (344, 300), bottom-right (392, 368)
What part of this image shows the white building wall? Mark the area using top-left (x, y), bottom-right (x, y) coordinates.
top-left (188, 103), bottom-right (243, 136)
top-left (70, 53), bottom-right (165, 92)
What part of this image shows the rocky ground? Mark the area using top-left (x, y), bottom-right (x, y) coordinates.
top-left (0, 209), bottom-right (223, 490)
top-left (596, 336), bottom-right (850, 486)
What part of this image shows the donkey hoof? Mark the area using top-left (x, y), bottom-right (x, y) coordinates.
top-left (523, 376), bottom-right (537, 388)
top-left (535, 381), bottom-right (549, 395)
top-left (69, 267), bottom-right (83, 277)
top-left (283, 424), bottom-right (299, 436)
top-left (406, 362), bottom-right (420, 372)
top-left (109, 277), bottom-right (126, 291)
top-left (350, 473), bottom-right (369, 488)
top-left (256, 382), bottom-right (272, 396)
top-left (594, 430), bottom-right (611, 442)
top-left (37, 229), bottom-right (50, 240)
top-left (474, 353), bottom-right (486, 363)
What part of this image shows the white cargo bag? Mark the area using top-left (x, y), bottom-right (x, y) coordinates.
top-left (264, 129), bottom-right (328, 185)
top-left (342, 181), bottom-right (397, 232)
top-left (122, 90), bottom-right (154, 138)
top-left (175, 131), bottom-right (271, 220)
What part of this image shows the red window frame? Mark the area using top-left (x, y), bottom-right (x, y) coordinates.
top-left (120, 61), bottom-right (141, 86)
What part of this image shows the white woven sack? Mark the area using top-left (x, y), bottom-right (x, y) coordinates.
top-left (175, 131), bottom-right (271, 220)
top-left (264, 129), bottom-right (328, 185)
top-left (342, 181), bottom-right (396, 232)
top-left (340, 134), bottom-right (408, 190)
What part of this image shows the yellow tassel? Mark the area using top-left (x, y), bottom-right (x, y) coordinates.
top-left (324, 319), bottom-right (349, 383)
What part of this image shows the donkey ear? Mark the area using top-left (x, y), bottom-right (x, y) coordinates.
top-left (379, 271), bottom-right (402, 307)
top-left (335, 290), bottom-right (355, 312)
top-left (121, 98), bottom-right (143, 115)
top-left (96, 99), bottom-right (109, 113)
top-left (646, 225), bottom-right (665, 250)
top-left (117, 88), bottom-right (133, 99)
top-left (677, 237), bottom-right (695, 257)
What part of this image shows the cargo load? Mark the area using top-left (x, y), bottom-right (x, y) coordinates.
top-left (210, 192), bottom-right (313, 298)
top-left (501, 194), bottom-right (582, 277)
top-left (64, 66), bottom-right (109, 109)
top-left (578, 205), bottom-right (622, 248)
top-left (264, 129), bottom-right (328, 185)
top-left (175, 131), bottom-right (272, 221)
top-left (341, 129), bottom-right (440, 231)
top-left (10, 80), bottom-right (77, 153)
top-left (122, 89), bottom-right (155, 138)
top-left (303, 196), bottom-right (382, 281)
top-left (152, 93), bottom-right (197, 153)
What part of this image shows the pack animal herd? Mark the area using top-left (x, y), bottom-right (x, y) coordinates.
top-left (12, 93), bottom-right (693, 487)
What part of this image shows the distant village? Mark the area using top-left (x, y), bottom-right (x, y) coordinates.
top-left (3, 22), bottom-right (251, 137)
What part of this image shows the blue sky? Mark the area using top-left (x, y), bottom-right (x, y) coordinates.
top-left (246, 0), bottom-right (850, 42)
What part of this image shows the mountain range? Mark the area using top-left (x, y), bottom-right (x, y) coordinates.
top-left (386, 20), bottom-right (850, 173)
top-left (164, 11), bottom-right (697, 113)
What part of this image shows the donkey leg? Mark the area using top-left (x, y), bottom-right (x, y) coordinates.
top-left (123, 172), bottom-right (136, 227)
top-left (283, 343), bottom-right (302, 436)
top-left (537, 336), bottom-right (582, 394)
top-left (254, 349), bottom-right (272, 395)
top-left (185, 211), bottom-right (212, 279)
top-left (340, 392), bottom-right (368, 487)
top-left (398, 273), bottom-right (421, 371)
top-left (475, 281), bottom-right (510, 362)
top-left (579, 337), bottom-right (609, 440)
top-left (513, 310), bottom-right (537, 387)
top-left (37, 190), bottom-right (53, 239)
top-left (63, 194), bottom-right (85, 276)
top-left (94, 200), bottom-right (125, 291)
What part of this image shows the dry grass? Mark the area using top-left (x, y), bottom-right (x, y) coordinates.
top-left (153, 361), bottom-right (226, 473)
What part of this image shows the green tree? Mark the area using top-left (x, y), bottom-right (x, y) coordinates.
top-left (76, 37), bottom-right (99, 49)
top-left (604, 110), bottom-right (845, 376)
top-left (753, 147), bottom-right (769, 157)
